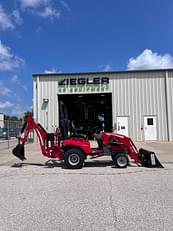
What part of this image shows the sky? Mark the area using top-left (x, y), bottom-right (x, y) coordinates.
top-left (0, 0), bottom-right (173, 117)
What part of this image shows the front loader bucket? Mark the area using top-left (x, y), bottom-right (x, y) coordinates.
top-left (139, 148), bottom-right (164, 168)
top-left (12, 144), bottom-right (26, 161)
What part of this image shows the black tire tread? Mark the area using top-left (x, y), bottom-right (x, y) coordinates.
top-left (64, 148), bottom-right (85, 169)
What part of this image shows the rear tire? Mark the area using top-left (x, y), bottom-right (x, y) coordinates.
top-left (112, 153), bottom-right (129, 168)
top-left (64, 148), bottom-right (85, 169)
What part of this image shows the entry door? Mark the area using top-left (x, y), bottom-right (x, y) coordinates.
top-left (144, 116), bottom-right (157, 140)
top-left (117, 117), bottom-right (129, 136)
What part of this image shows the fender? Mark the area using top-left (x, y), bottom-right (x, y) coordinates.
top-left (62, 139), bottom-right (91, 154)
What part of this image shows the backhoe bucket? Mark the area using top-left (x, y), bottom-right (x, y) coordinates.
top-left (139, 148), bottom-right (164, 168)
top-left (12, 144), bottom-right (26, 161)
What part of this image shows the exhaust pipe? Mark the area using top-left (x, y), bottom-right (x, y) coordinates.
top-left (12, 144), bottom-right (26, 161)
top-left (139, 148), bottom-right (164, 168)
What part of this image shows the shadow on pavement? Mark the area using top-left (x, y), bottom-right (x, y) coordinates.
top-left (11, 159), bottom-right (63, 168)
top-left (44, 159), bottom-right (63, 168)
top-left (85, 160), bottom-right (113, 168)
top-left (10, 159), bottom-right (167, 169)
top-left (11, 160), bottom-right (115, 169)
top-left (11, 162), bottom-right (45, 168)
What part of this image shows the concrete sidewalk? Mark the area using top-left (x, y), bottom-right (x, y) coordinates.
top-left (0, 141), bottom-right (173, 166)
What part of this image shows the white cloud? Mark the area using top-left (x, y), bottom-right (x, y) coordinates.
top-left (127, 49), bottom-right (173, 70)
top-left (0, 1), bottom-right (65, 31)
top-left (11, 75), bottom-right (20, 83)
top-left (44, 68), bottom-right (61, 73)
top-left (0, 102), bottom-right (32, 117)
top-left (11, 75), bottom-right (27, 92)
top-left (22, 85), bottom-right (28, 91)
top-left (19, 0), bottom-right (49, 9)
top-left (103, 64), bottom-right (112, 71)
top-left (60, 1), bottom-right (70, 11)
top-left (19, 0), bottom-right (61, 21)
top-left (37, 6), bottom-right (60, 19)
top-left (0, 101), bottom-right (13, 109)
top-left (12, 10), bottom-right (23, 25)
top-left (0, 4), bottom-right (14, 30)
top-left (0, 81), bottom-right (12, 96)
top-left (11, 104), bottom-right (32, 117)
top-left (0, 40), bottom-right (24, 71)
top-left (36, 26), bottom-right (42, 32)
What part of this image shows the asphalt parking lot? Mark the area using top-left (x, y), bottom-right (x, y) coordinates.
top-left (0, 141), bottom-right (173, 231)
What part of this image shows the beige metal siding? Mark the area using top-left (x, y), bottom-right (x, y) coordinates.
top-left (34, 76), bottom-right (59, 132)
top-left (167, 71), bottom-right (173, 140)
top-left (33, 70), bottom-right (172, 141)
top-left (111, 71), bottom-right (168, 141)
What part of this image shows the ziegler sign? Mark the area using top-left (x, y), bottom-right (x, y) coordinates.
top-left (59, 77), bottom-right (109, 86)
top-left (58, 77), bottom-right (110, 94)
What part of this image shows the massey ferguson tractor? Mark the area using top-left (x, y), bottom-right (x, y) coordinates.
top-left (12, 115), bottom-right (163, 169)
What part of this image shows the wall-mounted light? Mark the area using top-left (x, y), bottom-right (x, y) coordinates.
top-left (43, 98), bottom-right (49, 103)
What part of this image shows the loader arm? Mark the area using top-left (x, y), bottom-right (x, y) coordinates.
top-left (119, 137), bottom-right (163, 167)
top-left (113, 135), bottom-right (142, 166)
top-left (105, 133), bottom-right (163, 168)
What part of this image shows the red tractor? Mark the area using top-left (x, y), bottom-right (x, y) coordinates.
top-left (12, 115), bottom-right (163, 169)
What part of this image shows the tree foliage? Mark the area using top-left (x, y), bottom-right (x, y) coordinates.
top-left (4, 111), bottom-right (33, 121)
top-left (24, 111), bottom-right (33, 117)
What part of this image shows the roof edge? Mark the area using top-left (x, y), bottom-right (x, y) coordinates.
top-left (32, 68), bottom-right (173, 77)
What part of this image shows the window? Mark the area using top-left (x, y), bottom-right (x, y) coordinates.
top-left (147, 118), bottom-right (153, 126)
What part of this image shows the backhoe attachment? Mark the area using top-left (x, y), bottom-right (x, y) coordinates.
top-left (12, 143), bottom-right (26, 161)
top-left (12, 115), bottom-right (63, 161)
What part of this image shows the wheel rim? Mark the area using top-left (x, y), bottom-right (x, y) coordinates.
top-left (68, 154), bottom-right (80, 166)
top-left (117, 156), bottom-right (128, 167)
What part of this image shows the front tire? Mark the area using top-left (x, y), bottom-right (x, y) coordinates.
top-left (112, 153), bottom-right (129, 168)
top-left (64, 149), bottom-right (85, 169)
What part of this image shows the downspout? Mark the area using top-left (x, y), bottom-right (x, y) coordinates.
top-left (165, 71), bottom-right (170, 141)
top-left (36, 76), bottom-right (40, 123)
top-left (34, 76), bottom-right (40, 143)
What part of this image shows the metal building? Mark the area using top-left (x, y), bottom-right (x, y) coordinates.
top-left (33, 69), bottom-right (173, 141)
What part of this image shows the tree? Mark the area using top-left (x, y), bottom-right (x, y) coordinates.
top-left (23, 111), bottom-right (33, 117)
top-left (9, 116), bottom-right (19, 121)
top-left (4, 111), bottom-right (33, 121)
top-left (4, 115), bottom-right (19, 121)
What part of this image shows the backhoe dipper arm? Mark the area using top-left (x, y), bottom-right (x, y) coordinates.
top-left (12, 115), bottom-right (52, 161)
top-left (13, 115), bottom-right (64, 160)
top-left (19, 115), bottom-right (48, 156)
